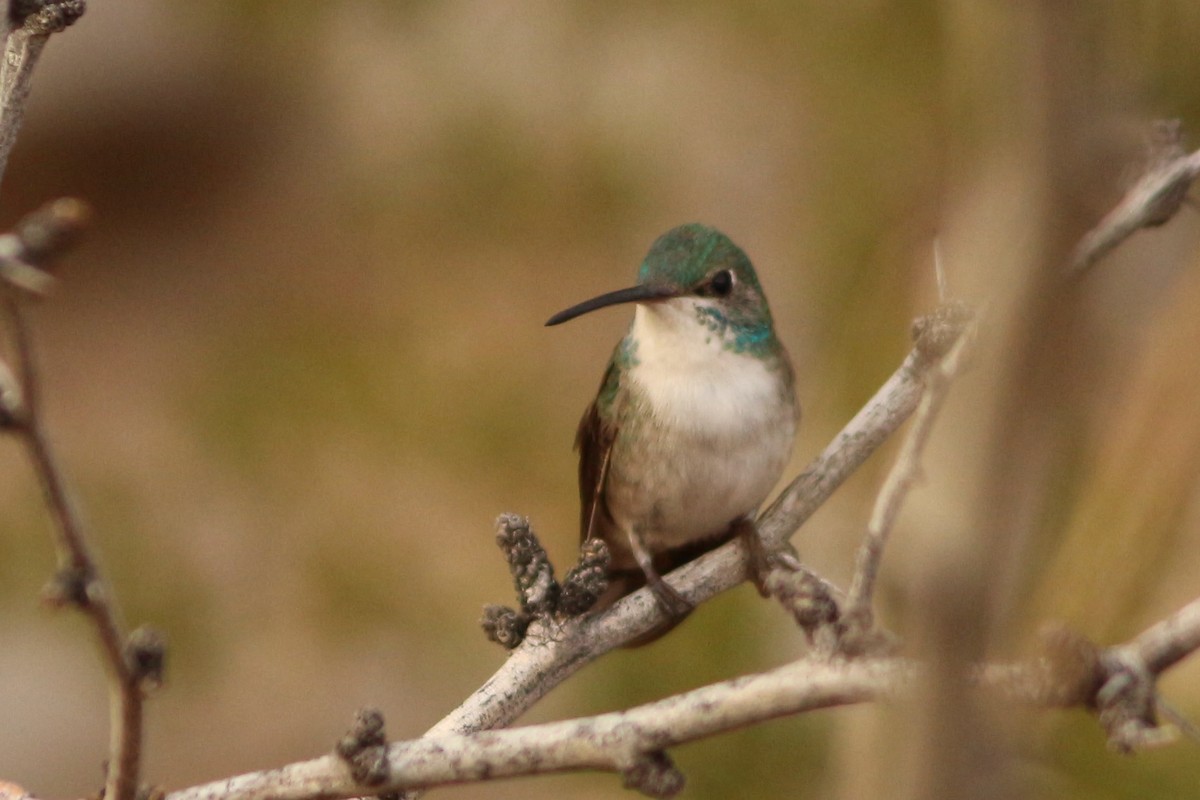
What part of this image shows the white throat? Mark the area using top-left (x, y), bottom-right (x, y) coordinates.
top-left (627, 301), bottom-right (783, 434)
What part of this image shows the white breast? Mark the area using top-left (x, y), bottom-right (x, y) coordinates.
top-left (606, 300), bottom-right (796, 552)
top-left (627, 301), bottom-right (784, 435)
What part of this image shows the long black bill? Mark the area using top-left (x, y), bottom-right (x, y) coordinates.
top-left (545, 283), bottom-right (678, 326)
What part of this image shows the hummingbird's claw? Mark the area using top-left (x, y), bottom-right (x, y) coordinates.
top-left (627, 527), bottom-right (694, 620)
top-left (646, 573), bottom-right (694, 620)
top-left (733, 516), bottom-right (776, 597)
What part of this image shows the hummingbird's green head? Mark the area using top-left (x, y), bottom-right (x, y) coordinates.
top-left (546, 223), bottom-right (778, 354)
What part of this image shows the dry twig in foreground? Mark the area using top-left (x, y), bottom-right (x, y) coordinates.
top-left (163, 592), bottom-right (1200, 800)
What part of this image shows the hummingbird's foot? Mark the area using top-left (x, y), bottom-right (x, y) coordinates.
top-left (627, 528), bottom-right (694, 620)
top-left (731, 516), bottom-right (777, 597)
top-left (645, 571), bottom-right (694, 620)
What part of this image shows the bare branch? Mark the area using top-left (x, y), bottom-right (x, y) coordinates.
top-left (1125, 594), bottom-right (1200, 676)
top-left (843, 306), bottom-right (977, 632)
top-left (1069, 121), bottom-right (1200, 277)
top-left (171, 658), bottom-right (904, 800)
top-left (0, 196), bottom-right (90, 297)
top-left (163, 593), bottom-right (1200, 800)
top-left (0, 0), bottom-right (85, 187)
top-left (0, 10), bottom-right (151, 798)
top-left (1, 198), bottom-right (152, 800)
top-left (755, 308), bottom-right (966, 551)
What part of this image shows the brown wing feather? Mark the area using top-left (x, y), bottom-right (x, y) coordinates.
top-left (575, 362), bottom-right (619, 543)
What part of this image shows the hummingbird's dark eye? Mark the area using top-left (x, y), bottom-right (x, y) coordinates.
top-left (709, 270), bottom-right (734, 297)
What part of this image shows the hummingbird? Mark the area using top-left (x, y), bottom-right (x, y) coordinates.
top-left (546, 223), bottom-right (798, 625)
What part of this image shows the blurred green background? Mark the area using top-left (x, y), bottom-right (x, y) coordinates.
top-left (1, 2), bottom-right (1199, 798)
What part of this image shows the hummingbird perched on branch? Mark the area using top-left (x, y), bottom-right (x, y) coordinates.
top-left (546, 223), bottom-right (798, 627)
